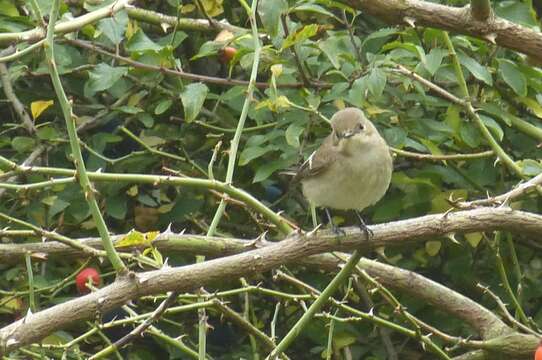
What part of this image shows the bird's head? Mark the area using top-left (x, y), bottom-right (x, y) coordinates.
top-left (330, 108), bottom-right (380, 150)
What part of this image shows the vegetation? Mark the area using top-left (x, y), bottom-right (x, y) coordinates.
top-left (0, 0), bottom-right (541, 359)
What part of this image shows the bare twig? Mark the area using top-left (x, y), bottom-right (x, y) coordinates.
top-left (456, 172), bottom-right (542, 208)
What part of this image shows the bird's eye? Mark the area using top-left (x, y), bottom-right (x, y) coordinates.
top-left (358, 123), bottom-right (364, 131)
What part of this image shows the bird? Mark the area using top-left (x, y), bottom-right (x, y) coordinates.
top-left (294, 107), bottom-right (393, 237)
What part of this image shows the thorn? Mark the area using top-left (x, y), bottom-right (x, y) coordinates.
top-left (23, 308), bottom-right (33, 323)
top-left (6, 338), bottom-right (18, 347)
top-left (160, 23), bottom-right (171, 33)
top-left (306, 223), bottom-right (322, 237)
top-left (403, 16), bottom-right (416, 27)
top-left (483, 33), bottom-right (497, 44)
top-left (446, 233), bottom-right (460, 245)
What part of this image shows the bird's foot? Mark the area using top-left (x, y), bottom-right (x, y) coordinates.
top-left (355, 211), bottom-right (373, 241)
top-left (325, 208), bottom-right (346, 236)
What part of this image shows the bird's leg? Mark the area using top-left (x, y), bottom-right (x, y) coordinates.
top-left (354, 211), bottom-right (373, 241)
top-left (325, 208), bottom-right (345, 236)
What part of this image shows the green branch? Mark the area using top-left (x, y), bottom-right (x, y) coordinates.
top-left (268, 251), bottom-right (363, 359)
top-left (0, 157), bottom-right (293, 235)
top-left (442, 32), bottom-right (527, 180)
top-left (44, 0), bottom-right (126, 273)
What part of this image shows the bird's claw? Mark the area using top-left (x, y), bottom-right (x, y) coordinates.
top-left (355, 211), bottom-right (373, 241)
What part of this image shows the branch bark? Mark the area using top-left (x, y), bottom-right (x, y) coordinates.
top-left (0, 207), bottom-right (541, 354)
top-left (348, 0), bottom-right (542, 63)
top-left (0, 0), bottom-right (134, 44)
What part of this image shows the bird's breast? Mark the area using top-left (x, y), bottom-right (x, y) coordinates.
top-left (301, 144), bottom-right (392, 211)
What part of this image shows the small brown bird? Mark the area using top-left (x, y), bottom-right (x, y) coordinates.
top-left (295, 107), bottom-right (393, 234)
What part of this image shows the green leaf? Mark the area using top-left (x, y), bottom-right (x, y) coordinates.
top-left (154, 99), bottom-right (173, 115)
top-left (346, 76), bottom-right (368, 107)
top-left (460, 123), bottom-right (481, 148)
top-left (257, 0), bottom-right (287, 38)
top-left (290, 4), bottom-right (339, 21)
top-left (282, 24), bottom-right (319, 49)
top-left (97, 10), bottom-right (128, 45)
top-left (106, 195), bottom-right (127, 220)
top-left (445, 104), bottom-right (462, 137)
top-left (465, 232), bottom-right (483, 248)
top-left (114, 105), bottom-right (143, 114)
top-left (319, 35), bottom-right (352, 69)
top-left (48, 197), bottom-right (70, 218)
top-left (180, 83), bottom-right (209, 122)
top-left (367, 68), bottom-right (387, 98)
top-left (495, 1), bottom-right (537, 27)
top-left (480, 103), bottom-right (513, 126)
top-left (36, 126), bottom-right (60, 141)
top-left (157, 31), bottom-right (188, 49)
top-left (191, 41), bottom-right (223, 61)
top-left (11, 137), bottom-right (35, 153)
top-left (0, 0), bottom-right (19, 16)
top-left (517, 97), bottom-right (542, 119)
top-left (253, 158), bottom-right (295, 183)
top-left (517, 159), bottom-right (542, 176)
top-left (125, 29), bottom-right (161, 52)
top-left (85, 63), bottom-right (128, 94)
top-left (458, 53), bottom-right (493, 85)
top-left (382, 127), bottom-right (406, 148)
top-left (239, 145), bottom-right (276, 166)
top-left (423, 48), bottom-right (447, 76)
top-left (361, 27), bottom-right (398, 55)
top-left (419, 138), bottom-right (444, 157)
top-left (480, 115), bottom-right (504, 141)
top-left (285, 123), bottom-right (305, 148)
top-left (498, 59), bottom-right (527, 96)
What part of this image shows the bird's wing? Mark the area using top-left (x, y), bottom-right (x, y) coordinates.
top-left (293, 139), bottom-right (336, 182)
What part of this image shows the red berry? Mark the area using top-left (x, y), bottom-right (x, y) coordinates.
top-left (219, 46), bottom-right (237, 64)
top-left (535, 342), bottom-right (542, 360)
top-left (75, 267), bottom-right (101, 294)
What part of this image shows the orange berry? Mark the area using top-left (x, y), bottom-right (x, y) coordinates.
top-left (219, 46), bottom-right (237, 64)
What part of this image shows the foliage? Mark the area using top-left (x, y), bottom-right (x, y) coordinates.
top-left (0, 0), bottom-right (541, 359)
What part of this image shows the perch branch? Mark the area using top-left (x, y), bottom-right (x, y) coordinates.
top-left (0, 207), bottom-right (541, 354)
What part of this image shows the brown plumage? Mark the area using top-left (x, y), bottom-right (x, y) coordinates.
top-left (296, 107), bottom-right (392, 212)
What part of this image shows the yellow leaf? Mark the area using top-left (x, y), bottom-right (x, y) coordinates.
top-left (126, 20), bottom-right (137, 39)
top-left (201, 0), bottom-right (224, 17)
top-left (334, 99), bottom-right (345, 110)
top-left (518, 97), bottom-right (542, 119)
top-left (181, 4), bottom-right (196, 14)
top-left (425, 240), bottom-right (442, 256)
top-left (116, 230), bottom-right (148, 248)
top-left (126, 185), bottom-right (138, 196)
top-left (465, 232), bottom-right (483, 248)
top-left (158, 203), bottom-right (174, 214)
top-left (365, 105), bottom-right (390, 115)
top-left (270, 64), bottom-right (283, 78)
top-left (215, 29), bottom-right (234, 43)
top-left (31, 100), bottom-right (54, 120)
top-left (116, 230), bottom-right (160, 248)
top-left (145, 231), bottom-right (160, 242)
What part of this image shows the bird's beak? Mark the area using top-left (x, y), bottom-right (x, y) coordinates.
top-left (342, 130), bottom-right (356, 139)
